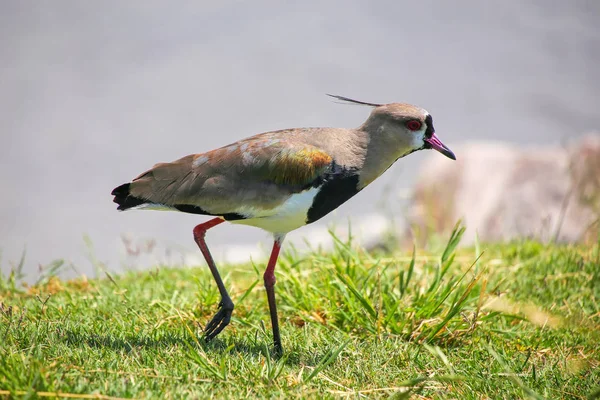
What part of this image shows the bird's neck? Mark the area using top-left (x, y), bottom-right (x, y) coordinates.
top-left (357, 126), bottom-right (416, 189)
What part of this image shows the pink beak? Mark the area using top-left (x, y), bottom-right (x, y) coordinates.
top-left (424, 133), bottom-right (456, 160)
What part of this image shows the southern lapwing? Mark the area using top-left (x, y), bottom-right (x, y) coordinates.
top-left (111, 95), bottom-right (456, 354)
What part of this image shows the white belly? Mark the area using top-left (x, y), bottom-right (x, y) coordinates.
top-left (230, 187), bottom-right (319, 234)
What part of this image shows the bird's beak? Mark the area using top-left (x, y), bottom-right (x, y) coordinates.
top-left (424, 133), bottom-right (456, 160)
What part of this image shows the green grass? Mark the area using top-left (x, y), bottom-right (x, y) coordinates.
top-left (1, 226), bottom-right (599, 399)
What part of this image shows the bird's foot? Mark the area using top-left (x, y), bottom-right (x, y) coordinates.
top-left (203, 298), bottom-right (234, 341)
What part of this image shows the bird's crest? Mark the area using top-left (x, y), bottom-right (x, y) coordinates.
top-left (326, 94), bottom-right (382, 107)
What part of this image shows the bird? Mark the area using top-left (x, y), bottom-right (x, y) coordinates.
top-left (111, 94), bottom-right (456, 355)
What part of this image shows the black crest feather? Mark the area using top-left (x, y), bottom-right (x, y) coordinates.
top-left (326, 94), bottom-right (382, 107)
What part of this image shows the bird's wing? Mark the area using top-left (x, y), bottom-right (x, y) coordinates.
top-left (121, 131), bottom-right (336, 217)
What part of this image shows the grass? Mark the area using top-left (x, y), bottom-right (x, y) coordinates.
top-left (1, 225), bottom-right (599, 399)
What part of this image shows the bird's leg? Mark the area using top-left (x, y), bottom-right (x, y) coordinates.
top-left (192, 217), bottom-right (233, 341)
top-left (263, 234), bottom-right (285, 356)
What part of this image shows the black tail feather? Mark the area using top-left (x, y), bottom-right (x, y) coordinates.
top-left (111, 183), bottom-right (147, 211)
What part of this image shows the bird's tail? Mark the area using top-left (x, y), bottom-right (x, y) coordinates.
top-left (112, 154), bottom-right (200, 212)
top-left (111, 182), bottom-right (147, 211)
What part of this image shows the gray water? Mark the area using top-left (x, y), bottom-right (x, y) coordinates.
top-left (1, 1), bottom-right (599, 279)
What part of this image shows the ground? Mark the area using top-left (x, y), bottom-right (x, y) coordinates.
top-left (1, 226), bottom-right (599, 399)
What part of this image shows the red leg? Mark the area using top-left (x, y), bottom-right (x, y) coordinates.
top-left (264, 234), bottom-right (285, 355)
top-left (192, 218), bottom-right (233, 341)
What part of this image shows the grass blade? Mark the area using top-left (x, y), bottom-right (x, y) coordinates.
top-left (303, 339), bottom-right (350, 383)
top-left (335, 272), bottom-right (377, 319)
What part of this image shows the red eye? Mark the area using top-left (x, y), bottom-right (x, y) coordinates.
top-left (406, 120), bottom-right (422, 131)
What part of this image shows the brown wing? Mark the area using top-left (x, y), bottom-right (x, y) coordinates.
top-left (113, 131), bottom-right (334, 217)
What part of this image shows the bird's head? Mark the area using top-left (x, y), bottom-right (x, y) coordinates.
top-left (328, 94), bottom-right (456, 161)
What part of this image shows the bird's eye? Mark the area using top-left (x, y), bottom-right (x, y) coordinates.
top-left (406, 120), bottom-right (422, 131)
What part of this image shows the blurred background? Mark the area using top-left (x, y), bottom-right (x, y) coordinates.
top-left (1, 1), bottom-right (599, 279)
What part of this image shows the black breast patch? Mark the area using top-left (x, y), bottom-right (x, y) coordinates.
top-left (306, 162), bottom-right (361, 224)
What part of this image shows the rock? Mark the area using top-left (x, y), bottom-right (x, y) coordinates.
top-left (408, 134), bottom-right (600, 245)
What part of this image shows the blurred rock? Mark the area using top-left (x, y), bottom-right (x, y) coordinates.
top-left (408, 134), bottom-right (600, 244)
